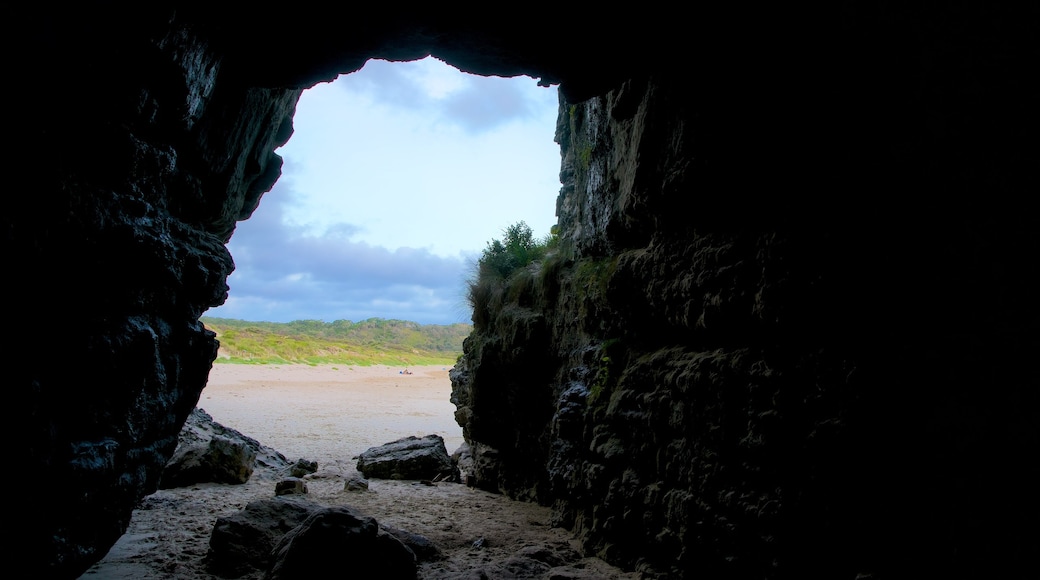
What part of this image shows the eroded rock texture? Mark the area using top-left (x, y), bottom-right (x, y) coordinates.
top-left (450, 18), bottom-right (1040, 580)
top-left (9, 4), bottom-right (1036, 579)
top-left (14, 7), bottom-right (299, 577)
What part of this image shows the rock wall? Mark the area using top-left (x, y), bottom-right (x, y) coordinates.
top-left (10, 7), bottom-right (671, 576)
top-left (450, 17), bottom-right (1039, 580)
top-left (9, 4), bottom-right (1037, 578)
top-left (12, 7), bottom-right (301, 576)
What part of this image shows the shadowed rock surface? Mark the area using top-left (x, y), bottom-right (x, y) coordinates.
top-left (11, 4), bottom-right (1037, 579)
top-left (206, 498), bottom-right (319, 578)
top-left (265, 505), bottom-right (417, 580)
top-left (381, 525), bottom-right (444, 563)
top-left (205, 497), bottom-right (442, 578)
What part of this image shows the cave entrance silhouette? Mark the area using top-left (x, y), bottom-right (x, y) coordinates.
top-left (198, 56), bottom-right (562, 467)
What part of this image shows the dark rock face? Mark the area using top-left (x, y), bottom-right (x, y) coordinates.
top-left (15, 7), bottom-right (300, 576)
top-left (381, 525), bottom-right (444, 563)
top-left (450, 18), bottom-right (1040, 580)
top-left (206, 498), bottom-right (319, 578)
top-left (206, 498), bottom-right (435, 578)
top-left (266, 506), bottom-right (417, 580)
top-left (10, 4), bottom-right (1037, 579)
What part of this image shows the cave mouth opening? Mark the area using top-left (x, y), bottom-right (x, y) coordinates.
top-left (196, 56), bottom-right (562, 465)
top-left (207, 55), bottom-right (562, 327)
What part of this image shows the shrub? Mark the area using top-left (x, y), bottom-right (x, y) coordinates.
top-left (466, 221), bottom-right (558, 326)
top-left (477, 221), bottom-right (556, 280)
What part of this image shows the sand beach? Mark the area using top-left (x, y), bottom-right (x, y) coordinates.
top-left (80, 364), bottom-right (636, 579)
top-left (198, 364), bottom-right (465, 466)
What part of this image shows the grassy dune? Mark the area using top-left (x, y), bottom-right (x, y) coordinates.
top-left (201, 317), bottom-right (471, 366)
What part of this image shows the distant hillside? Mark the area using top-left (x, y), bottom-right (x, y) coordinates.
top-left (201, 317), bottom-right (472, 366)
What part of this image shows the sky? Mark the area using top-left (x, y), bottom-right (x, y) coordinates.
top-left (204, 57), bottom-right (562, 326)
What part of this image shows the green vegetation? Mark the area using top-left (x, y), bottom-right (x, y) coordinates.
top-left (589, 338), bottom-right (623, 407)
top-left (474, 221), bottom-right (557, 280)
top-left (578, 143), bottom-right (593, 169)
top-left (466, 221), bottom-right (559, 327)
top-left (201, 317), bottom-right (471, 366)
top-left (576, 257), bottom-right (617, 298)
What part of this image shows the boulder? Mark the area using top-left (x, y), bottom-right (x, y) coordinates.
top-left (159, 409), bottom-right (266, 488)
top-left (344, 475), bottom-right (370, 492)
top-left (290, 458), bottom-right (318, 478)
top-left (452, 442), bottom-right (475, 486)
top-left (159, 408), bottom-right (292, 489)
top-left (266, 506), bottom-right (417, 579)
top-left (205, 497), bottom-right (319, 578)
top-left (382, 525), bottom-right (443, 562)
top-left (356, 435), bottom-right (457, 481)
top-left (274, 477), bottom-right (308, 496)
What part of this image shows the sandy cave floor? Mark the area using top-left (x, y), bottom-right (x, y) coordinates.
top-left (79, 364), bottom-right (637, 579)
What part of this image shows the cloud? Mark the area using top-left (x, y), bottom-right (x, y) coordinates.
top-left (441, 80), bottom-right (534, 133)
top-left (339, 57), bottom-right (549, 133)
top-left (205, 56), bottom-right (561, 325)
top-left (339, 58), bottom-right (434, 109)
top-left (208, 180), bottom-right (474, 324)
